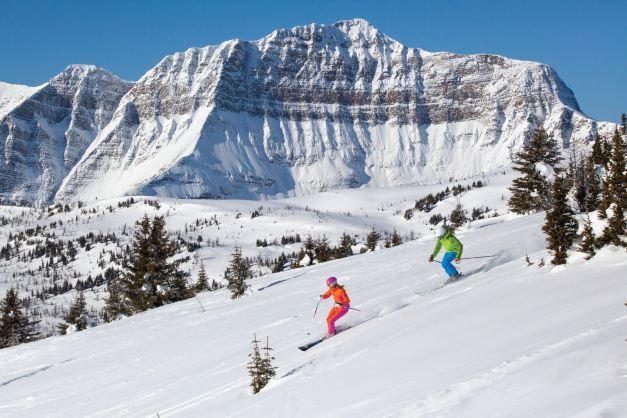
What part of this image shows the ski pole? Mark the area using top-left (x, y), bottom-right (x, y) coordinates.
top-left (462, 255), bottom-right (497, 260)
top-left (307, 297), bottom-right (321, 335)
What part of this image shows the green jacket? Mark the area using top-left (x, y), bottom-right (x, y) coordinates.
top-left (431, 232), bottom-right (463, 259)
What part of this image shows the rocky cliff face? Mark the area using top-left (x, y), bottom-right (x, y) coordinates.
top-left (0, 66), bottom-right (132, 205)
top-left (1, 20), bottom-right (616, 205)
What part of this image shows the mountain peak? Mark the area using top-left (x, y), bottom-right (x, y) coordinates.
top-left (333, 18), bottom-right (379, 32)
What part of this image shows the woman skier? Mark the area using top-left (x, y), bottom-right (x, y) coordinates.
top-left (429, 226), bottom-right (464, 281)
top-left (320, 276), bottom-right (350, 337)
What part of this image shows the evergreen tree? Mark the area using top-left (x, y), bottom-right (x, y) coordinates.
top-left (104, 279), bottom-right (126, 321)
top-left (590, 133), bottom-right (606, 166)
top-left (337, 233), bottom-right (356, 258)
top-left (1, 289), bottom-right (37, 348)
top-left (449, 202), bottom-right (468, 228)
top-left (597, 178), bottom-right (612, 219)
top-left (390, 229), bottom-right (402, 247)
top-left (542, 176), bottom-right (578, 265)
top-left (570, 151), bottom-right (587, 212)
top-left (583, 156), bottom-right (600, 212)
top-left (59, 292), bottom-right (89, 335)
top-left (195, 262), bottom-right (209, 292)
top-left (247, 334), bottom-right (276, 394)
top-left (261, 336), bottom-right (277, 381)
top-left (271, 253), bottom-right (288, 273)
top-left (598, 128), bottom-right (626, 226)
top-left (525, 254), bottom-right (534, 266)
top-left (226, 247), bottom-right (250, 299)
top-left (601, 202), bottom-right (626, 247)
top-left (508, 128), bottom-right (561, 214)
top-left (116, 215), bottom-right (191, 314)
top-left (621, 113), bottom-right (627, 135)
top-left (248, 334), bottom-right (265, 394)
top-left (315, 236), bottom-right (332, 263)
top-left (605, 128), bottom-right (627, 208)
top-left (601, 139), bottom-right (613, 170)
top-left (578, 216), bottom-right (596, 260)
top-left (119, 215), bottom-right (153, 313)
top-left (366, 228), bottom-right (381, 251)
top-left (148, 216), bottom-right (192, 305)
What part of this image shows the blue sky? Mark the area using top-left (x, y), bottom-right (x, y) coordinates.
top-left (1, 0), bottom-right (624, 122)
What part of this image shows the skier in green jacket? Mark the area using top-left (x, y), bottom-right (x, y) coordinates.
top-left (429, 226), bottom-right (463, 280)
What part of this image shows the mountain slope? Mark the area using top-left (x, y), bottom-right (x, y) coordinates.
top-left (55, 19), bottom-right (616, 203)
top-left (1, 213), bottom-right (625, 417)
top-left (0, 65), bottom-right (132, 206)
top-left (0, 81), bottom-right (41, 119)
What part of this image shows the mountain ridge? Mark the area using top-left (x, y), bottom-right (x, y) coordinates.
top-left (0, 19), bottom-right (617, 206)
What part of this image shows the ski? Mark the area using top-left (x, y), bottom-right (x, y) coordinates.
top-left (416, 273), bottom-right (468, 295)
top-left (298, 338), bottom-right (325, 351)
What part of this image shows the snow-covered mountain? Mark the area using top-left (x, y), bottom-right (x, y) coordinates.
top-left (0, 81), bottom-right (40, 119)
top-left (56, 19), bottom-right (617, 203)
top-left (0, 19), bottom-right (617, 206)
top-left (0, 66), bottom-right (132, 206)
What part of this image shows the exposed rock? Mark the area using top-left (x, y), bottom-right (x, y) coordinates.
top-left (0, 65), bottom-right (132, 205)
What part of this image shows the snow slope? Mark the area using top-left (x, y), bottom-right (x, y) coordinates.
top-left (0, 81), bottom-right (40, 119)
top-left (1, 210), bottom-right (626, 417)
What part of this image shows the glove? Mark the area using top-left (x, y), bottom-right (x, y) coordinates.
top-left (318, 295), bottom-right (323, 301)
top-left (455, 257), bottom-right (461, 263)
top-left (428, 255), bottom-right (433, 262)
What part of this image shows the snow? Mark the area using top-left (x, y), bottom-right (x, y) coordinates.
top-left (535, 161), bottom-right (556, 181)
top-left (0, 81), bottom-right (40, 119)
top-left (1, 172), bottom-right (626, 417)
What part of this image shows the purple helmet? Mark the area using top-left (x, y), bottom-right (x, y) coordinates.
top-left (326, 276), bottom-right (337, 286)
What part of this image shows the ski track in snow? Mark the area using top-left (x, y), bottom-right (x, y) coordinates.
top-left (389, 315), bottom-right (627, 418)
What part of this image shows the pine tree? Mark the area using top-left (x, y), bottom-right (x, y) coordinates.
top-left (602, 139), bottom-right (613, 170)
top-left (315, 236), bottom-right (332, 262)
top-left (195, 262), bottom-right (209, 292)
top-left (59, 292), bottom-right (89, 335)
top-left (390, 229), bottom-right (402, 247)
top-left (226, 247), bottom-right (250, 299)
top-left (449, 202), bottom-right (467, 228)
top-left (578, 216), bottom-right (596, 260)
top-left (599, 128), bottom-right (626, 244)
top-left (508, 128), bottom-right (561, 214)
top-left (104, 279), bottom-right (126, 321)
top-left (366, 228), bottom-right (381, 251)
top-left (247, 334), bottom-right (264, 394)
top-left (597, 177), bottom-right (612, 219)
top-left (120, 215), bottom-right (153, 313)
top-left (261, 336), bottom-right (277, 382)
top-left (148, 216), bottom-right (192, 305)
top-left (116, 215), bottom-right (191, 314)
top-left (583, 155), bottom-right (600, 212)
top-left (1, 288), bottom-right (37, 348)
top-left (570, 151), bottom-right (587, 212)
top-left (525, 254), bottom-right (534, 266)
top-left (247, 334), bottom-right (276, 394)
top-left (601, 202), bottom-right (626, 247)
top-left (590, 133), bottom-right (606, 166)
top-left (606, 128), bottom-right (627, 208)
top-left (337, 233), bottom-right (356, 258)
top-left (542, 176), bottom-right (578, 265)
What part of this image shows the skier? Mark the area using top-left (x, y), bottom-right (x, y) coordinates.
top-left (428, 226), bottom-right (464, 281)
top-left (320, 277), bottom-right (350, 337)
